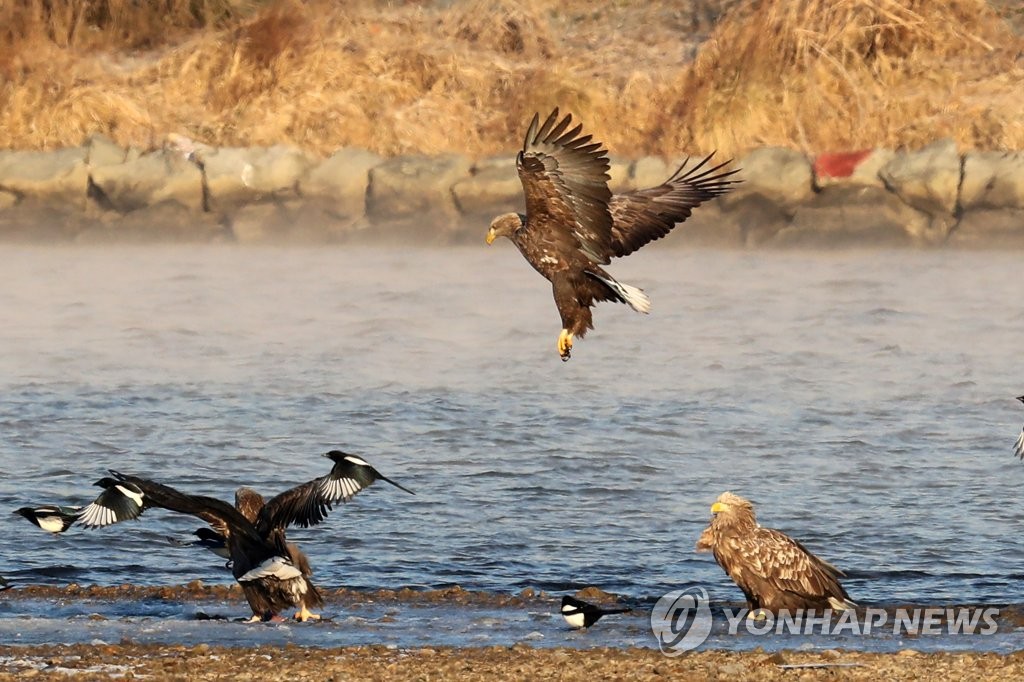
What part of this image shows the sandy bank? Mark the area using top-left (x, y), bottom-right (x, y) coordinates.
top-left (1, 643), bottom-right (1022, 681)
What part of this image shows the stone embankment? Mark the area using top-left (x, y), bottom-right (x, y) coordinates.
top-left (0, 136), bottom-right (1021, 246)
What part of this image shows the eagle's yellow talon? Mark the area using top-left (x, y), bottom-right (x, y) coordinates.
top-left (557, 330), bottom-right (573, 360)
top-left (294, 605), bottom-right (320, 622)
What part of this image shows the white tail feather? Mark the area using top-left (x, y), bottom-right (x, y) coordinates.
top-left (587, 271), bottom-right (651, 314)
top-left (828, 596), bottom-right (856, 611)
top-left (239, 556), bottom-right (302, 582)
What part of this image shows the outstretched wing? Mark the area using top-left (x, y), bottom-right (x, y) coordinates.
top-left (1014, 427), bottom-right (1023, 460)
top-left (608, 154), bottom-right (740, 258)
top-left (85, 471), bottom-right (261, 547)
top-left (733, 528), bottom-right (851, 606)
top-left (517, 108), bottom-right (614, 264)
top-left (78, 481), bottom-right (145, 529)
top-left (258, 451), bottom-right (414, 532)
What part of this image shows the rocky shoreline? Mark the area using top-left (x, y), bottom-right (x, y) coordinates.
top-left (0, 643), bottom-right (1020, 681)
top-left (0, 138), bottom-right (1022, 247)
top-left (4, 584), bottom-right (1024, 679)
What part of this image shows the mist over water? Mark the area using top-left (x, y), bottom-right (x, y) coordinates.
top-left (0, 244), bottom-right (1021, 616)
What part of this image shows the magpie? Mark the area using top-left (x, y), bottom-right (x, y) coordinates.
top-left (13, 505), bottom-right (82, 534)
top-left (77, 477), bottom-right (145, 528)
top-left (560, 595), bottom-right (629, 629)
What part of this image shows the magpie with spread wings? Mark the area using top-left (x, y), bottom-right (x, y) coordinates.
top-left (487, 108), bottom-right (740, 360)
top-left (77, 450), bottom-right (413, 622)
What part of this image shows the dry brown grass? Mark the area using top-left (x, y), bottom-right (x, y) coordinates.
top-left (0, 0), bottom-right (1021, 158)
top-left (675, 0), bottom-right (1024, 154)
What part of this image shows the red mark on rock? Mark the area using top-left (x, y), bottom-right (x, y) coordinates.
top-left (814, 150), bottom-right (873, 178)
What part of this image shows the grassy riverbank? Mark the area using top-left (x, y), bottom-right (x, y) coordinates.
top-left (0, 0), bottom-right (1022, 157)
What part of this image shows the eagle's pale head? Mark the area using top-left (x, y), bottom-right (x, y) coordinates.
top-left (235, 486), bottom-right (266, 523)
top-left (486, 213), bottom-right (525, 244)
top-left (709, 491), bottom-right (757, 528)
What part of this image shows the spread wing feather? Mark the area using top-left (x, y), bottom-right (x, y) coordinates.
top-left (257, 452), bottom-right (412, 532)
top-left (608, 154), bottom-right (740, 258)
top-left (78, 482), bottom-right (145, 529)
top-left (516, 108), bottom-right (613, 264)
top-left (106, 471), bottom-right (258, 544)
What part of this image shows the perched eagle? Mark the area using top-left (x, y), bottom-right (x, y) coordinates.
top-left (696, 492), bottom-right (854, 616)
top-left (486, 108), bottom-right (739, 360)
top-left (74, 450), bottom-right (413, 622)
top-left (1014, 395), bottom-right (1024, 460)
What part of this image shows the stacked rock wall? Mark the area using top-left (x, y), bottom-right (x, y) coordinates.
top-left (0, 137), bottom-right (1021, 246)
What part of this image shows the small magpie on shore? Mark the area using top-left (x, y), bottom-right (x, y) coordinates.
top-left (560, 595), bottom-right (629, 629)
top-left (1014, 395), bottom-right (1024, 460)
top-left (13, 505), bottom-right (82, 534)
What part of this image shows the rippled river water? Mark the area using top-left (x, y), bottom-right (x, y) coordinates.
top-left (0, 245), bottom-right (1021, 650)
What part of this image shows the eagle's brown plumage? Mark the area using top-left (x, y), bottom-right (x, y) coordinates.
top-left (697, 492), bottom-right (854, 615)
top-left (235, 486), bottom-right (323, 622)
top-left (99, 472), bottom-right (315, 622)
top-left (486, 108), bottom-right (740, 360)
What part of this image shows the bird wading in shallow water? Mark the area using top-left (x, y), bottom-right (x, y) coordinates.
top-left (560, 595), bottom-right (629, 629)
top-left (72, 450), bottom-right (413, 622)
top-left (696, 492), bottom-right (854, 619)
top-left (13, 505), bottom-right (83, 534)
top-left (487, 108), bottom-right (739, 360)
top-left (1013, 395), bottom-right (1024, 460)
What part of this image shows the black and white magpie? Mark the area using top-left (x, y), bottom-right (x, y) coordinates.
top-left (560, 595), bottom-right (629, 629)
top-left (316, 449), bottom-right (415, 505)
top-left (1014, 395), bottom-right (1024, 460)
top-left (77, 477), bottom-right (145, 529)
top-left (13, 505), bottom-right (83, 534)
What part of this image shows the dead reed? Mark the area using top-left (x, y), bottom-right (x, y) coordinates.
top-left (674, 0), bottom-right (1024, 154)
top-left (0, 0), bottom-right (1020, 158)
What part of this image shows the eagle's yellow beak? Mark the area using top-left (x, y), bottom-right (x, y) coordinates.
top-left (710, 502), bottom-right (727, 514)
top-left (486, 228), bottom-right (496, 245)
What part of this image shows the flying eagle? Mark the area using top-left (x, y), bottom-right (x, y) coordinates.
top-left (1014, 395), bottom-right (1024, 459)
top-left (696, 492), bottom-right (854, 616)
top-left (486, 108), bottom-right (739, 360)
top-left (74, 450), bottom-right (413, 622)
